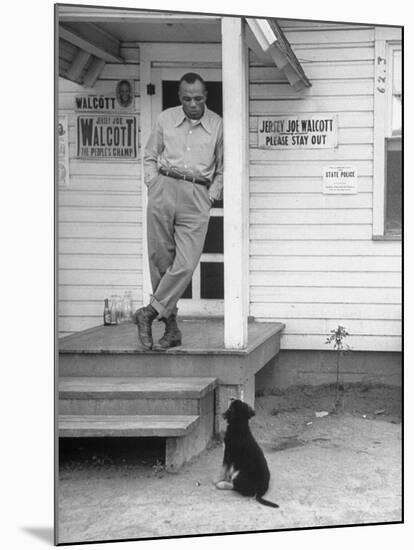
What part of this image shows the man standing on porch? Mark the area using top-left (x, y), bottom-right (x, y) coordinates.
top-left (134, 73), bottom-right (223, 350)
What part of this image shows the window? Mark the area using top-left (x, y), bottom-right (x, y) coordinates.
top-left (385, 46), bottom-right (402, 235)
top-left (373, 28), bottom-right (402, 239)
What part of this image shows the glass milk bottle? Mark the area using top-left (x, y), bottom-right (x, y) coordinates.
top-left (122, 290), bottom-right (133, 323)
top-left (110, 295), bottom-right (120, 325)
top-left (115, 295), bottom-right (123, 324)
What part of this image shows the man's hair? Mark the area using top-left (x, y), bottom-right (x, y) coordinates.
top-left (118, 79), bottom-right (131, 90)
top-left (178, 73), bottom-right (207, 93)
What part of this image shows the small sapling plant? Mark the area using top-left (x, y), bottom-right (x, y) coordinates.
top-left (325, 325), bottom-right (351, 412)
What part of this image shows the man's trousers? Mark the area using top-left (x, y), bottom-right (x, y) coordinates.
top-left (146, 173), bottom-right (211, 319)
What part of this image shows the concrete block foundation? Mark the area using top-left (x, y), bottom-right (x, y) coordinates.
top-left (255, 350), bottom-right (402, 392)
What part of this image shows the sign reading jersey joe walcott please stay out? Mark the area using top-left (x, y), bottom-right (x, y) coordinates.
top-left (76, 114), bottom-right (137, 159)
top-left (258, 115), bottom-right (338, 149)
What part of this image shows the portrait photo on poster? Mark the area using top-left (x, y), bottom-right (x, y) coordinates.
top-left (116, 79), bottom-right (135, 109)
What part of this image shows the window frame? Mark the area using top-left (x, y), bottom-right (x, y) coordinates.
top-left (373, 26), bottom-right (402, 240)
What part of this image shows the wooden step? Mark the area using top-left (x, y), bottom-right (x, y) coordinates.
top-left (59, 414), bottom-right (205, 471)
top-left (58, 414), bottom-right (199, 438)
top-left (58, 376), bottom-right (217, 415)
top-left (59, 376), bottom-right (217, 399)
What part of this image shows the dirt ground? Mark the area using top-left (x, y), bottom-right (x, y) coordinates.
top-left (58, 383), bottom-right (402, 544)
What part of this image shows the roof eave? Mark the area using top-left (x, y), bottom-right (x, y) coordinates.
top-left (246, 17), bottom-right (311, 91)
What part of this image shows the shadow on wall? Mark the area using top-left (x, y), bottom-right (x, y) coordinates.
top-left (21, 527), bottom-right (54, 545)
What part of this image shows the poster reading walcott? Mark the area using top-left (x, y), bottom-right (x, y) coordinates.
top-left (75, 80), bottom-right (135, 112)
top-left (76, 114), bottom-right (138, 160)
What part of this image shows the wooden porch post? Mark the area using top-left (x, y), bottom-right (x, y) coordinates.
top-left (221, 18), bottom-right (249, 349)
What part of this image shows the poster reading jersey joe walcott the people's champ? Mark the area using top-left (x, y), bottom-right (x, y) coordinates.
top-left (75, 79), bottom-right (137, 160)
top-left (76, 114), bottom-right (138, 160)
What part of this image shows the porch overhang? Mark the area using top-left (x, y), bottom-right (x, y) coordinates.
top-left (246, 18), bottom-right (311, 92)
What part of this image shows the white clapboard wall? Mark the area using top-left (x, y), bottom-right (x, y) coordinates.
top-left (249, 21), bottom-right (401, 351)
top-left (58, 24), bottom-right (402, 352)
top-left (58, 45), bottom-right (141, 337)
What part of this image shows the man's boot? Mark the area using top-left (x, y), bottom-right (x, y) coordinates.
top-left (133, 304), bottom-right (158, 350)
top-left (157, 314), bottom-right (182, 350)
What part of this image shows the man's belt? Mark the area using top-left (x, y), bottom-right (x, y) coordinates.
top-left (159, 168), bottom-right (210, 186)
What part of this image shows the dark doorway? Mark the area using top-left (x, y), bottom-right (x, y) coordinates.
top-left (162, 80), bottom-right (222, 116)
top-left (161, 79), bottom-right (224, 302)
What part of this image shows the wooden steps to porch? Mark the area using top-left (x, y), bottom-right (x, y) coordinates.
top-left (58, 319), bottom-right (285, 471)
top-left (58, 376), bottom-right (217, 472)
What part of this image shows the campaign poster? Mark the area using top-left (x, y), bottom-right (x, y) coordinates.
top-left (76, 114), bottom-right (138, 160)
top-left (75, 80), bottom-right (135, 112)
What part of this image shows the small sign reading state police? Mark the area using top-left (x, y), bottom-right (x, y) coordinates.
top-left (258, 115), bottom-right (338, 149)
top-left (323, 166), bottom-right (358, 194)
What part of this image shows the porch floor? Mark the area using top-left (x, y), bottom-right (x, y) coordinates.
top-left (59, 318), bottom-right (285, 356)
